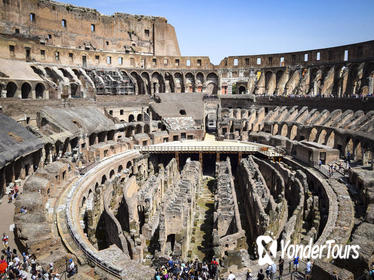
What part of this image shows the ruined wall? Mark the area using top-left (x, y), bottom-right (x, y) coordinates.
top-left (0, 0), bottom-right (180, 56)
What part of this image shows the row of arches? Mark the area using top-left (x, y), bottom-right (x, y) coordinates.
top-left (1, 81), bottom-right (46, 99)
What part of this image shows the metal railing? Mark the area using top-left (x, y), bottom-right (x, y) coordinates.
top-left (138, 145), bottom-right (259, 153)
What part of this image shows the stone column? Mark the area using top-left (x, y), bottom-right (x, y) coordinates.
top-left (216, 152), bottom-right (220, 163)
top-left (199, 152), bottom-right (203, 167)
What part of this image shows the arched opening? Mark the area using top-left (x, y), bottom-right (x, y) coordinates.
top-left (131, 72), bottom-right (145, 95)
top-left (205, 73), bottom-right (219, 95)
top-left (126, 126), bottom-right (134, 137)
top-left (345, 138), bottom-right (354, 159)
top-left (174, 73), bottom-right (184, 93)
top-left (309, 128), bottom-right (318, 142)
top-left (164, 72), bottom-right (175, 93)
top-left (238, 86), bottom-right (246, 94)
top-left (280, 124), bottom-right (288, 137)
top-left (137, 114), bottom-right (143, 122)
top-left (128, 114), bottom-right (135, 122)
top-left (126, 161), bottom-right (132, 169)
top-left (185, 73), bottom-right (195, 92)
top-left (272, 124), bottom-right (279, 135)
top-left (71, 83), bottom-right (79, 98)
top-left (35, 83), bottom-right (45, 99)
top-left (151, 72), bottom-right (165, 93)
top-left (317, 130), bottom-right (327, 145)
top-left (6, 82), bottom-right (17, 98)
top-left (109, 169), bottom-right (115, 179)
top-left (144, 124), bottom-right (150, 133)
top-left (135, 124), bottom-right (142, 134)
top-left (89, 133), bottom-right (97, 146)
top-left (290, 125), bottom-right (298, 140)
top-left (354, 141), bottom-right (362, 161)
top-left (141, 72), bottom-right (151, 95)
top-left (326, 131), bottom-right (335, 148)
top-left (21, 83), bottom-right (32, 99)
top-left (118, 165), bottom-right (123, 173)
top-left (101, 175), bottom-right (107, 185)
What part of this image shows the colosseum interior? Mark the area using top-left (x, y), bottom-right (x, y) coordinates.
top-left (0, 0), bottom-right (373, 279)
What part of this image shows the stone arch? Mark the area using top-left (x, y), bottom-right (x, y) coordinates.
top-left (196, 72), bottom-right (204, 93)
top-left (354, 141), bottom-right (362, 161)
top-left (345, 138), bottom-right (354, 158)
top-left (144, 124), bottom-right (150, 133)
top-left (265, 71), bottom-right (276, 95)
top-left (109, 169), bottom-right (115, 179)
top-left (272, 123), bottom-right (279, 135)
top-left (131, 72), bottom-right (145, 95)
top-left (275, 70), bottom-right (285, 95)
top-left (280, 124), bottom-right (288, 137)
top-left (126, 161), bottom-right (132, 169)
top-left (6, 82), bottom-right (17, 98)
top-left (290, 125), bottom-right (298, 140)
top-left (164, 72), bottom-right (175, 93)
top-left (118, 165), bottom-right (123, 173)
top-left (101, 175), bottom-right (107, 185)
top-left (151, 72), bottom-right (165, 94)
top-left (309, 128), bottom-right (318, 142)
top-left (135, 124), bottom-right (142, 134)
top-left (137, 114), bottom-right (143, 122)
top-left (174, 73), bottom-right (184, 93)
top-left (35, 83), bottom-right (45, 99)
top-left (126, 126), bottom-right (134, 138)
top-left (128, 114), bottom-right (135, 122)
top-left (21, 82), bottom-right (32, 99)
top-left (185, 72), bottom-right (195, 92)
top-left (141, 72), bottom-right (151, 95)
top-left (326, 131), bottom-right (335, 148)
top-left (70, 83), bottom-right (80, 98)
top-left (205, 73), bottom-right (219, 95)
top-left (317, 129), bottom-right (327, 144)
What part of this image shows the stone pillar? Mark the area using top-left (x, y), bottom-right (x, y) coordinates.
top-left (175, 152), bottom-right (179, 170)
top-left (31, 89), bottom-right (36, 99)
top-left (216, 152), bottom-right (220, 163)
top-left (199, 152), bottom-right (203, 167)
top-left (238, 152), bottom-right (242, 164)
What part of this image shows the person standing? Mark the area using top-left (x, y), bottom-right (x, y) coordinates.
top-left (257, 269), bottom-right (265, 280)
top-left (270, 262), bottom-right (277, 280)
top-left (227, 271), bottom-right (236, 280)
top-left (279, 257), bottom-right (284, 279)
top-left (305, 259), bottom-right (312, 279)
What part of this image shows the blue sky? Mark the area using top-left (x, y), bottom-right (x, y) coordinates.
top-left (64, 0), bottom-right (374, 64)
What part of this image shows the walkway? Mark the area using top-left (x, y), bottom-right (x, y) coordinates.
top-left (0, 197), bottom-right (16, 250)
top-left (189, 177), bottom-right (215, 262)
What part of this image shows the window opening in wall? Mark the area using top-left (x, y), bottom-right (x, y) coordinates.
top-left (82, 56), bottom-right (87, 67)
top-left (9, 45), bottom-right (15, 56)
top-left (15, 28), bottom-right (19, 34)
top-left (256, 57), bottom-right (261, 65)
top-left (268, 57), bottom-right (273, 65)
top-left (280, 56), bottom-right (285, 66)
top-left (48, 34), bottom-right (52, 39)
top-left (62, 19), bottom-right (67, 28)
top-left (118, 57), bottom-right (123, 65)
top-left (144, 29), bottom-right (150, 37)
top-left (245, 58), bottom-right (249, 65)
top-left (109, 110), bottom-right (113, 115)
top-left (40, 49), bottom-right (45, 59)
top-left (175, 59), bottom-right (180, 66)
top-left (25, 47), bottom-right (31, 61)
top-left (316, 52), bottom-right (320, 61)
top-left (130, 57), bottom-right (135, 66)
top-left (91, 24), bottom-right (95, 32)
top-left (164, 58), bottom-right (168, 65)
top-left (30, 13), bottom-right (35, 22)
top-left (197, 59), bottom-right (201, 67)
top-left (55, 51), bottom-right (60, 61)
top-left (186, 59), bottom-right (191, 66)
top-left (234, 58), bottom-right (238, 66)
top-left (106, 41), bottom-right (109, 46)
top-left (107, 56), bottom-right (111, 64)
top-left (152, 58), bottom-right (157, 66)
top-left (95, 55), bottom-right (100, 63)
top-left (69, 53), bottom-right (73, 62)
top-left (344, 50), bottom-right (349, 61)
top-left (304, 53), bottom-right (309, 62)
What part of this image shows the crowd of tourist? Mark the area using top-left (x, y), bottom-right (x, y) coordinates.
top-left (154, 257), bottom-right (219, 280)
top-left (0, 236), bottom-right (77, 280)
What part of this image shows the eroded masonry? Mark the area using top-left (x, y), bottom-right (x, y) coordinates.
top-left (0, 0), bottom-right (373, 279)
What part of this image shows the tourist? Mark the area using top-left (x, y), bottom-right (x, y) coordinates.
top-left (227, 271), bottom-right (236, 280)
top-left (270, 262), bottom-right (277, 280)
top-left (278, 257), bottom-right (284, 279)
top-left (1, 233), bottom-right (8, 249)
top-left (257, 268), bottom-right (265, 280)
top-left (305, 259), bottom-right (312, 279)
top-left (67, 258), bottom-right (76, 277)
top-left (293, 256), bottom-right (299, 271)
top-left (369, 263), bottom-right (374, 280)
top-left (246, 268), bottom-right (253, 280)
top-left (332, 271), bottom-right (339, 280)
top-left (266, 264), bottom-right (271, 279)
